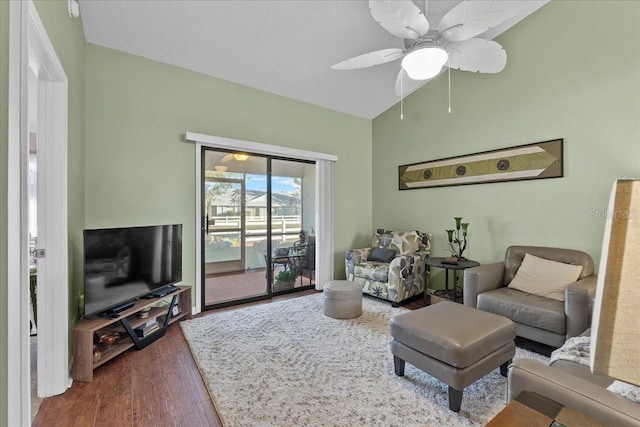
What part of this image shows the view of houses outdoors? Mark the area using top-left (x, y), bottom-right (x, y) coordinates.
top-left (204, 172), bottom-right (303, 270)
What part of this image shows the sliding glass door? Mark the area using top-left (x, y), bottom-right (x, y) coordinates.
top-left (270, 159), bottom-right (316, 291)
top-left (201, 148), bottom-right (316, 309)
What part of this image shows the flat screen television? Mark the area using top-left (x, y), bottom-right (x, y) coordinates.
top-left (83, 224), bottom-right (182, 318)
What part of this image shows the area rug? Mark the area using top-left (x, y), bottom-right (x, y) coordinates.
top-left (180, 294), bottom-right (549, 426)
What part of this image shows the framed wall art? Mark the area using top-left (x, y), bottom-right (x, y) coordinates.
top-left (398, 138), bottom-right (563, 190)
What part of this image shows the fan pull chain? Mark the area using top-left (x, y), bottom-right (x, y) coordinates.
top-left (400, 71), bottom-right (404, 120)
top-left (448, 53), bottom-right (452, 114)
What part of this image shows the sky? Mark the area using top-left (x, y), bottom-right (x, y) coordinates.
top-left (245, 174), bottom-right (298, 193)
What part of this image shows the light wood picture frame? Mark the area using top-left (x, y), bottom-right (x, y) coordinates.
top-left (399, 139), bottom-right (563, 190)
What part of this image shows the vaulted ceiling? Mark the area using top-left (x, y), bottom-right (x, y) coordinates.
top-left (79, 1), bottom-right (548, 119)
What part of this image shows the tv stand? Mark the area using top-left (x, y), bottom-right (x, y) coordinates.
top-left (72, 285), bottom-right (191, 382)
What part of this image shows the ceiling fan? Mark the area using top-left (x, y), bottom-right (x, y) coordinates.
top-left (331, 0), bottom-right (532, 96)
top-left (221, 153), bottom-right (251, 163)
top-left (214, 152), bottom-right (260, 172)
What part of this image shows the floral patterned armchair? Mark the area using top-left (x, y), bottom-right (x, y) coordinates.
top-left (345, 229), bottom-right (431, 305)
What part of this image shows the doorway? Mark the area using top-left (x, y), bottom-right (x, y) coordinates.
top-left (201, 148), bottom-right (316, 309)
top-left (8, 2), bottom-right (71, 424)
top-left (27, 66), bottom-right (40, 421)
top-left (188, 131), bottom-right (337, 315)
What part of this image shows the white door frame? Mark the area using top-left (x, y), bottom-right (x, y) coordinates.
top-left (8, 1), bottom-right (70, 424)
top-left (186, 132), bottom-right (337, 313)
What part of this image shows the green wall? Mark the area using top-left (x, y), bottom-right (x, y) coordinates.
top-left (0, 1), bottom-right (9, 423)
top-left (84, 44), bottom-right (372, 293)
top-left (372, 1), bottom-right (640, 283)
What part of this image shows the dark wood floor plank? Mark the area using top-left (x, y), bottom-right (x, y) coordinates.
top-left (164, 325), bottom-right (211, 401)
top-left (131, 340), bottom-right (173, 426)
top-left (32, 379), bottom-right (101, 427)
top-left (94, 349), bottom-right (133, 427)
top-left (156, 327), bottom-right (222, 426)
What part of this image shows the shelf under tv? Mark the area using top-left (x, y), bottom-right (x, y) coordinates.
top-left (72, 285), bottom-right (192, 382)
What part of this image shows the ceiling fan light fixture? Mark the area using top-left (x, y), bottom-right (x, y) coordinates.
top-left (233, 153), bottom-right (250, 161)
top-left (401, 47), bottom-right (448, 80)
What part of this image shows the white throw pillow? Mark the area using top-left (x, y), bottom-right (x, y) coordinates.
top-left (507, 253), bottom-right (583, 301)
top-left (608, 380), bottom-right (640, 403)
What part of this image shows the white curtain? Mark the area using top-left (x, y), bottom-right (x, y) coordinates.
top-left (315, 159), bottom-right (335, 290)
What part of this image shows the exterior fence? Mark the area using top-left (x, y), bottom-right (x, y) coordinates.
top-left (205, 215), bottom-right (304, 266)
top-left (209, 215), bottom-right (302, 239)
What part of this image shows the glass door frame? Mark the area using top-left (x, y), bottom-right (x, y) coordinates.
top-left (200, 147), bottom-right (266, 310)
top-left (203, 175), bottom-right (246, 274)
top-left (190, 131), bottom-right (337, 315)
top-left (200, 147), bottom-right (316, 311)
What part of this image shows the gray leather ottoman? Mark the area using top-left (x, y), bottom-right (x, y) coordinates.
top-left (390, 301), bottom-right (515, 412)
top-left (323, 280), bottom-right (362, 319)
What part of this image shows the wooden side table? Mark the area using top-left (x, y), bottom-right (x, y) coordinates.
top-left (487, 392), bottom-right (557, 426)
top-left (424, 257), bottom-right (479, 304)
top-left (487, 391), bottom-right (608, 427)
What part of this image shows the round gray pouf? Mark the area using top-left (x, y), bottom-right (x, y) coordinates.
top-left (323, 280), bottom-right (363, 319)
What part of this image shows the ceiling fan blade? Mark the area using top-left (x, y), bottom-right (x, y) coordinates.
top-left (221, 153), bottom-right (233, 163)
top-left (330, 48), bottom-right (404, 70)
top-left (394, 69), bottom-right (431, 97)
top-left (437, 1), bottom-right (529, 42)
top-left (446, 38), bottom-right (506, 73)
top-left (369, 0), bottom-right (430, 40)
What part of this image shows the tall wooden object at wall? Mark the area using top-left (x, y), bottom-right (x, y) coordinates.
top-left (399, 139), bottom-right (563, 190)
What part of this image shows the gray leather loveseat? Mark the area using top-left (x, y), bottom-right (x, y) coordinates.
top-left (463, 246), bottom-right (596, 348)
top-left (508, 330), bottom-right (640, 426)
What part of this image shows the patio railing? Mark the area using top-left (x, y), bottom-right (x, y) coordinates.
top-left (209, 214), bottom-right (302, 238)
